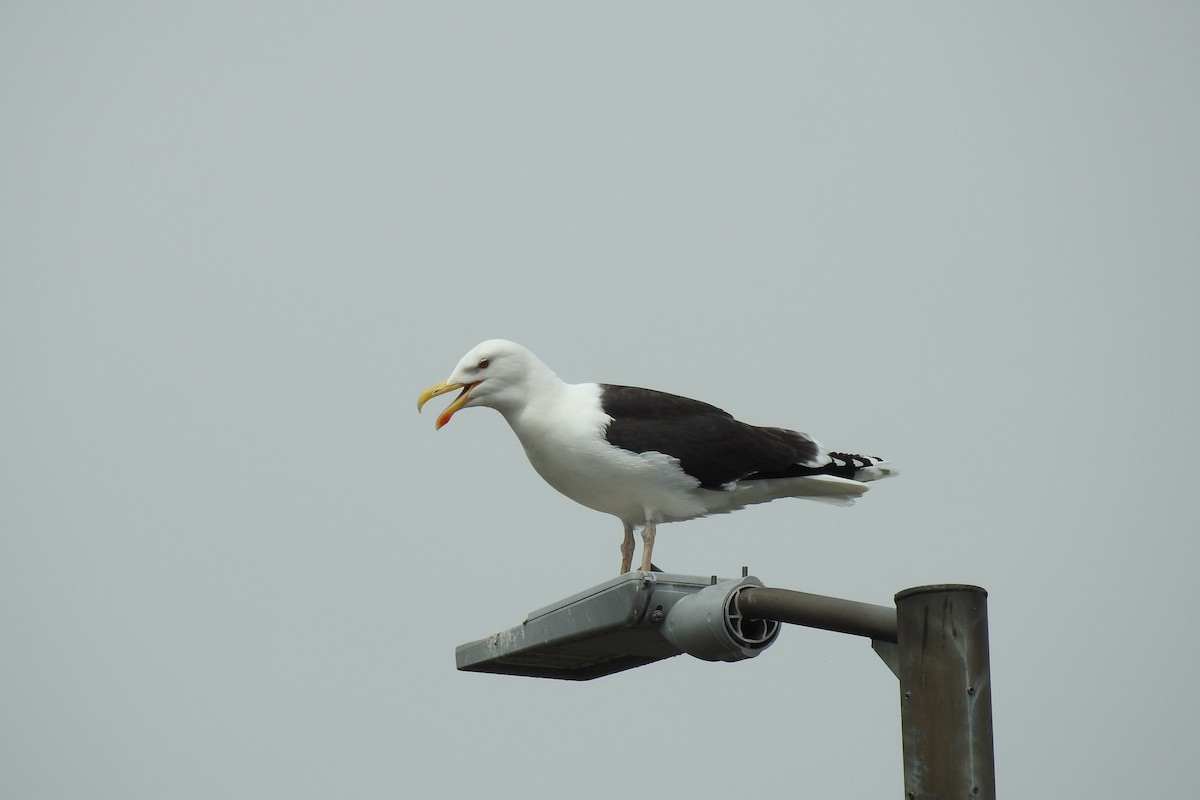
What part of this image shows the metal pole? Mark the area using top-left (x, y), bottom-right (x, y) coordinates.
top-left (736, 586), bottom-right (897, 642)
top-left (895, 585), bottom-right (995, 800)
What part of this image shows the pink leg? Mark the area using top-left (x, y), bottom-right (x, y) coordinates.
top-left (619, 522), bottom-right (635, 574)
top-left (639, 520), bottom-right (657, 572)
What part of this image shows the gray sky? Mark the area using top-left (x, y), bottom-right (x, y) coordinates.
top-left (4, 3), bottom-right (1198, 797)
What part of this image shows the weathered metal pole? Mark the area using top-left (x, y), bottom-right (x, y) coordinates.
top-left (895, 584), bottom-right (995, 800)
top-left (735, 586), bottom-right (897, 642)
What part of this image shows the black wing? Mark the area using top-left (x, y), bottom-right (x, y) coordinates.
top-left (599, 384), bottom-right (826, 489)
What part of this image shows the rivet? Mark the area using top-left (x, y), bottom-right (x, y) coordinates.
top-left (967, 686), bottom-right (976, 695)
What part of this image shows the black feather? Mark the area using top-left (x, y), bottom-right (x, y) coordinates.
top-left (599, 385), bottom-right (826, 489)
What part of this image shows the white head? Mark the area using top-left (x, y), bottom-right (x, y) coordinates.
top-left (417, 339), bottom-right (559, 428)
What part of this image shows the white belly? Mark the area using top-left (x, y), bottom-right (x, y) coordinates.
top-left (521, 428), bottom-right (709, 522)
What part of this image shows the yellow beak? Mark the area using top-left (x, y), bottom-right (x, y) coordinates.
top-left (417, 380), bottom-right (476, 429)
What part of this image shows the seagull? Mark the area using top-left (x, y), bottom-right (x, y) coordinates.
top-left (418, 340), bottom-right (896, 574)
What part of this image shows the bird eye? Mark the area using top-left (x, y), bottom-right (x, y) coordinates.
top-left (477, 358), bottom-right (490, 369)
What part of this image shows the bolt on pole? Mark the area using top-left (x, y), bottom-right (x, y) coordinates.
top-left (895, 585), bottom-right (996, 800)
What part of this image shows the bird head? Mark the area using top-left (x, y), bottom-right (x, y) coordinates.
top-left (417, 339), bottom-right (554, 428)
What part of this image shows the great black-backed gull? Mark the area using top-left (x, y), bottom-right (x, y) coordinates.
top-left (418, 339), bottom-right (897, 574)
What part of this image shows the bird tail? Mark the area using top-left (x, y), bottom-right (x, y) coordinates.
top-left (826, 452), bottom-right (898, 483)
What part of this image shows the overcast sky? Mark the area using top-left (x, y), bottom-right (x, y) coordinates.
top-left (4, 3), bottom-right (1198, 798)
